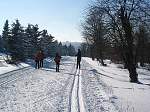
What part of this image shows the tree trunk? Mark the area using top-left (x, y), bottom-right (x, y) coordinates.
top-left (128, 63), bottom-right (138, 82)
top-left (101, 58), bottom-right (106, 66)
top-left (125, 51), bottom-right (138, 82)
top-left (120, 7), bottom-right (138, 82)
top-left (99, 51), bottom-right (106, 66)
top-left (140, 56), bottom-right (145, 67)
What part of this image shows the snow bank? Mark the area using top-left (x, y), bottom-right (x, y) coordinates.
top-left (0, 53), bottom-right (29, 74)
top-left (0, 62), bottom-right (29, 75)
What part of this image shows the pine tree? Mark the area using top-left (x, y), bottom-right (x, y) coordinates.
top-left (68, 44), bottom-right (76, 56)
top-left (50, 40), bottom-right (58, 57)
top-left (2, 20), bottom-right (11, 53)
top-left (24, 24), bottom-right (40, 59)
top-left (57, 42), bottom-right (62, 55)
top-left (40, 30), bottom-right (54, 57)
top-left (24, 24), bottom-right (33, 58)
top-left (10, 19), bottom-right (25, 61)
top-left (32, 24), bottom-right (40, 52)
top-left (0, 35), bottom-right (4, 52)
top-left (62, 45), bottom-right (68, 56)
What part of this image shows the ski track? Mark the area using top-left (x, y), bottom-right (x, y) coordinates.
top-left (56, 60), bottom-right (77, 112)
top-left (0, 57), bottom-right (119, 112)
top-left (70, 69), bottom-right (79, 112)
top-left (70, 69), bottom-right (86, 112)
top-left (78, 70), bottom-right (86, 112)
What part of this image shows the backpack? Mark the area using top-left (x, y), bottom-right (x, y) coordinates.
top-left (54, 56), bottom-right (60, 63)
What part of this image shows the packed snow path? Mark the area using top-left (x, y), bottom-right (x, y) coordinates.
top-left (0, 66), bottom-right (33, 86)
top-left (70, 69), bottom-right (86, 112)
top-left (0, 57), bottom-right (119, 112)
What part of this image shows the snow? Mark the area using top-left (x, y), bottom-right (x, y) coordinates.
top-left (71, 69), bottom-right (80, 112)
top-left (81, 60), bottom-right (118, 112)
top-left (83, 57), bottom-right (150, 112)
top-left (0, 56), bottom-right (150, 112)
top-left (78, 70), bottom-right (86, 112)
top-left (70, 69), bottom-right (86, 112)
top-left (0, 53), bottom-right (29, 75)
top-left (0, 61), bottom-right (29, 75)
top-left (0, 57), bottom-right (76, 112)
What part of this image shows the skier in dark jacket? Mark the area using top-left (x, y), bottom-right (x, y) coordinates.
top-left (54, 53), bottom-right (61, 72)
top-left (39, 50), bottom-right (44, 68)
top-left (76, 49), bottom-right (81, 69)
top-left (35, 51), bottom-right (41, 69)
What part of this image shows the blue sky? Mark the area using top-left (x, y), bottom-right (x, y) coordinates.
top-left (0, 0), bottom-right (91, 42)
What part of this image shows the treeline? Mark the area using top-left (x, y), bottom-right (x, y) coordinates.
top-left (81, 0), bottom-right (150, 82)
top-left (0, 19), bottom-right (76, 62)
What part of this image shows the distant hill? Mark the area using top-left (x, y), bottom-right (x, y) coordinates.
top-left (62, 41), bottom-right (81, 51)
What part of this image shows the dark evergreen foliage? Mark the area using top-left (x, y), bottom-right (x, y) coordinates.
top-left (0, 35), bottom-right (4, 52)
top-left (68, 44), bottom-right (76, 56)
top-left (9, 20), bottom-right (25, 61)
top-left (0, 19), bottom-right (78, 62)
top-left (2, 20), bottom-right (11, 53)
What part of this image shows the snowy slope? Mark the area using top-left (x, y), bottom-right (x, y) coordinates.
top-left (0, 54), bottom-right (29, 75)
top-left (83, 57), bottom-right (150, 112)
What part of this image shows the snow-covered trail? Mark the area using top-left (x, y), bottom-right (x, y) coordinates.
top-left (78, 70), bottom-right (86, 112)
top-left (0, 57), bottom-right (77, 112)
top-left (70, 69), bottom-right (86, 112)
top-left (69, 58), bottom-right (118, 112)
top-left (70, 69), bottom-right (80, 112)
top-left (0, 66), bottom-right (33, 86)
top-left (0, 57), bottom-right (120, 112)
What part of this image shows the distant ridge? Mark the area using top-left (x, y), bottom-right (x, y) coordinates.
top-left (62, 41), bottom-right (81, 51)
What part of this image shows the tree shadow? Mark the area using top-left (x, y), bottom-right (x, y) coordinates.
top-left (99, 68), bottom-right (127, 78)
top-left (25, 59), bottom-right (36, 68)
top-left (89, 69), bottom-right (128, 82)
top-left (90, 68), bottom-right (150, 87)
top-left (138, 72), bottom-right (150, 77)
top-left (41, 68), bottom-right (56, 72)
top-left (63, 69), bottom-right (78, 76)
top-left (112, 86), bottom-right (133, 90)
top-left (136, 81), bottom-right (150, 86)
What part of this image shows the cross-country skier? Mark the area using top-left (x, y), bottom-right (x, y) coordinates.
top-left (76, 49), bottom-right (81, 69)
top-left (39, 50), bottom-right (44, 68)
top-left (35, 51), bottom-right (40, 69)
top-left (54, 52), bottom-right (61, 72)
